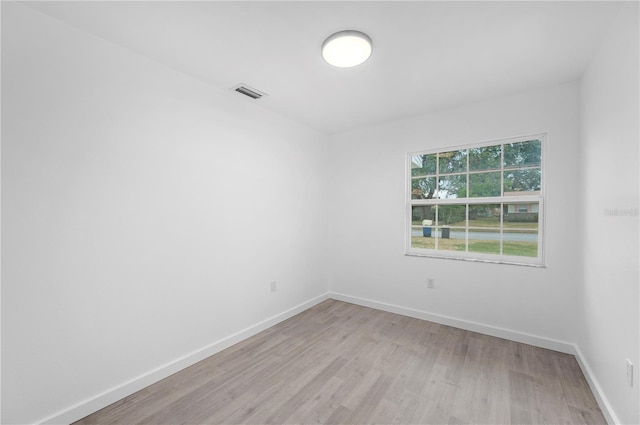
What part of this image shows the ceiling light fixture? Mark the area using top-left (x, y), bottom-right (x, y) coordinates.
top-left (321, 30), bottom-right (372, 68)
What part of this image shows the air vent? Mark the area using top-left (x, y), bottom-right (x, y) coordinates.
top-left (232, 84), bottom-right (267, 100)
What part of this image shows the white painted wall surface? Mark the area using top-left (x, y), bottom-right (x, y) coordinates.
top-left (1, 4), bottom-right (328, 423)
top-left (579, 3), bottom-right (640, 424)
top-left (327, 83), bottom-right (582, 346)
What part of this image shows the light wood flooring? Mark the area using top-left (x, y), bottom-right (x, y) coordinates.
top-left (75, 299), bottom-right (606, 424)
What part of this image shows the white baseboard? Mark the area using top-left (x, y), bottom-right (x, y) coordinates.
top-left (38, 293), bottom-right (330, 425)
top-left (329, 292), bottom-right (574, 353)
top-left (328, 291), bottom-right (618, 424)
top-left (572, 345), bottom-right (620, 425)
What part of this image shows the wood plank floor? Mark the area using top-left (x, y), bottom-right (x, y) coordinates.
top-left (75, 300), bottom-right (606, 424)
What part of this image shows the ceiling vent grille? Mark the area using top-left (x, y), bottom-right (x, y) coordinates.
top-left (232, 84), bottom-right (267, 100)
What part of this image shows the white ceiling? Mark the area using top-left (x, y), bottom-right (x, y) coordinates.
top-left (25, 1), bottom-right (622, 135)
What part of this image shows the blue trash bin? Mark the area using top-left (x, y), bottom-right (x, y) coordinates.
top-left (422, 220), bottom-right (433, 237)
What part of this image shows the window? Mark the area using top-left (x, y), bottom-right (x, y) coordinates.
top-left (407, 135), bottom-right (544, 266)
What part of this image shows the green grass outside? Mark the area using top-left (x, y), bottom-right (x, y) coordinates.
top-left (411, 236), bottom-right (537, 257)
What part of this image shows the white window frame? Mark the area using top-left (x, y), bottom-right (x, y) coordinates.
top-left (405, 134), bottom-right (546, 267)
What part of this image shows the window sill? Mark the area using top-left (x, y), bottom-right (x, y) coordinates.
top-left (404, 250), bottom-right (546, 268)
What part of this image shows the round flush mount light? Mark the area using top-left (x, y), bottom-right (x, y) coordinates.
top-left (321, 30), bottom-right (372, 68)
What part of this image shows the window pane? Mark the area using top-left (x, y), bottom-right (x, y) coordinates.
top-left (411, 177), bottom-right (436, 199)
top-left (412, 205), bottom-right (435, 226)
top-left (503, 202), bottom-right (539, 226)
top-left (469, 145), bottom-right (501, 171)
top-left (411, 226), bottom-right (435, 250)
top-left (504, 140), bottom-right (541, 168)
top-left (411, 206), bottom-right (436, 249)
top-left (438, 175), bottom-right (466, 198)
top-left (469, 204), bottom-right (500, 228)
top-left (469, 204), bottom-right (501, 254)
top-left (439, 150), bottom-right (467, 174)
top-left (438, 204), bottom-right (466, 226)
top-left (411, 154), bottom-right (437, 176)
top-left (469, 172), bottom-right (501, 197)
top-left (436, 227), bottom-right (466, 252)
top-left (468, 229), bottom-right (501, 255)
top-left (504, 168), bottom-right (541, 194)
top-left (503, 201), bottom-right (539, 257)
top-left (503, 229), bottom-right (538, 257)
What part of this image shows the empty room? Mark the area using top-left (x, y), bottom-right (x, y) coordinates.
top-left (2, 1), bottom-right (638, 424)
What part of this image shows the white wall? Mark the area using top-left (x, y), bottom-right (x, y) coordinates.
top-left (1, 3), bottom-right (328, 424)
top-left (579, 2), bottom-right (639, 424)
top-left (327, 82), bottom-right (582, 347)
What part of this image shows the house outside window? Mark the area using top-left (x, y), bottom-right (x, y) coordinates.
top-left (406, 135), bottom-right (545, 266)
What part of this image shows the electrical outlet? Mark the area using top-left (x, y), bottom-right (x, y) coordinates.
top-left (270, 281), bottom-right (277, 292)
top-left (427, 278), bottom-right (435, 289)
top-left (626, 359), bottom-right (634, 387)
